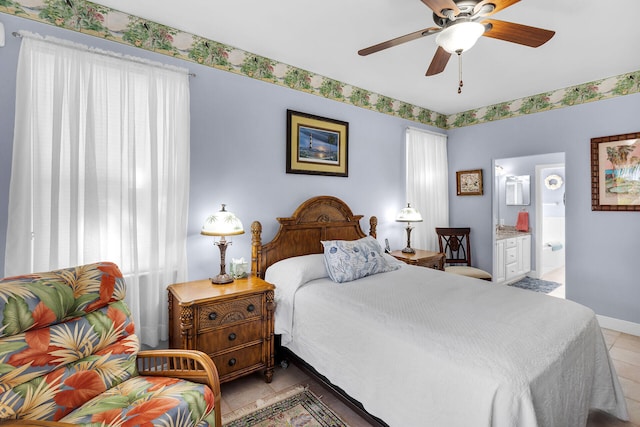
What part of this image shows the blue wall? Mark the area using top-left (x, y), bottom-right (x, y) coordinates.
top-left (1, 13), bottom-right (638, 327)
top-left (448, 96), bottom-right (640, 325)
top-left (0, 13), bottom-right (436, 281)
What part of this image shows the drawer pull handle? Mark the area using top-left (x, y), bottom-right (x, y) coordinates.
top-left (208, 312), bottom-right (217, 321)
top-left (247, 304), bottom-right (255, 312)
top-left (228, 358), bottom-right (237, 367)
top-left (228, 332), bottom-right (237, 341)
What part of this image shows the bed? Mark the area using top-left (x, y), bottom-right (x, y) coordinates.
top-left (249, 195), bottom-right (628, 427)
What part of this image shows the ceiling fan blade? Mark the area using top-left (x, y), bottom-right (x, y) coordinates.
top-left (482, 19), bottom-right (555, 47)
top-left (358, 27), bottom-right (440, 56)
top-left (426, 46), bottom-right (452, 76)
top-left (474, 0), bottom-right (520, 16)
top-left (421, 0), bottom-right (459, 18)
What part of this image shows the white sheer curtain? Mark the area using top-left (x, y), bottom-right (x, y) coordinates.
top-left (405, 127), bottom-right (449, 251)
top-left (5, 34), bottom-right (191, 347)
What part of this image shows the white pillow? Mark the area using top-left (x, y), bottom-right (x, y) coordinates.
top-left (265, 253), bottom-right (327, 291)
top-left (321, 236), bottom-right (399, 283)
top-left (265, 254), bottom-right (328, 346)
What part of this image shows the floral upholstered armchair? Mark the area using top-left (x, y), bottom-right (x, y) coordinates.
top-left (0, 262), bottom-right (221, 426)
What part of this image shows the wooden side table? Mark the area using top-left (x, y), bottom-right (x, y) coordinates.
top-left (390, 249), bottom-right (445, 270)
top-left (168, 276), bottom-right (275, 383)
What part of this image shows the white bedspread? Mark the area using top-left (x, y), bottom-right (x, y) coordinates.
top-left (268, 260), bottom-right (628, 427)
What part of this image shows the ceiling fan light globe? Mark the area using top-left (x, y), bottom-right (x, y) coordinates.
top-left (436, 21), bottom-right (485, 53)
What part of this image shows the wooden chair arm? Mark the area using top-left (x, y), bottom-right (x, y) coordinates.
top-left (136, 349), bottom-right (221, 427)
top-left (136, 349), bottom-right (221, 394)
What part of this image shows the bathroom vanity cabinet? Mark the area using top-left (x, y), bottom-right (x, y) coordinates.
top-left (495, 233), bottom-right (531, 284)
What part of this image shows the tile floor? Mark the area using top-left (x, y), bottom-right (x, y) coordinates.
top-left (220, 328), bottom-right (640, 426)
top-left (541, 265), bottom-right (566, 299)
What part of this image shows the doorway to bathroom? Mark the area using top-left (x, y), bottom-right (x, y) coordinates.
top-left (493, 153), bottom-right (565, 298)
top-left (536, 162), bottom-right (566, 298)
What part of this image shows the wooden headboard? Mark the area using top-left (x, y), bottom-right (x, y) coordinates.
top-left (251, 195), bottom-right (377, 278)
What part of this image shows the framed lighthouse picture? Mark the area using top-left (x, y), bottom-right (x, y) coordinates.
top-left (286, 110), bottom-right (349, 177)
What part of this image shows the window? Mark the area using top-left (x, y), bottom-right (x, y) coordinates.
top-left (6, 34), bottom-right (191, 347)
top-left (405, 127), bottom-right (449, 251)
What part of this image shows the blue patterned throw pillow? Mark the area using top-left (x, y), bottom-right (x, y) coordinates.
top-left (321, 236), bottom-right (399, 283)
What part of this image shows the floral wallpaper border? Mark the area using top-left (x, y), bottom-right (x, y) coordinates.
top-left (2, 0), bottom-right (639, 130)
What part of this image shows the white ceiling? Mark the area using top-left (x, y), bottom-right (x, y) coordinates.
top-left (93, 0), bottom-right (640, 115)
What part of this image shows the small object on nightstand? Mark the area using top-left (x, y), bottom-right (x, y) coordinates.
top-left (390, 249), bottom-right (445, 270)
top-left (167, 275), bottom-right (275, 384)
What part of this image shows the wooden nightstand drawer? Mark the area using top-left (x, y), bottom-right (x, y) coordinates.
top-left (197, 320), bottom-right (263, 354)
top-left (213, 343), bottom-right (264, 378)
top-left (167, 276), bottom-right (275, 384)
top-left (198, 294), bottom-right (262, 330)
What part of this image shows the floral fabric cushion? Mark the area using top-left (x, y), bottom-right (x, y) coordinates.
top-left (59, 376), bottom-right (217, 426)
top-left (321, 236), bottom-right (399, 283)
top-left (0, 262), bottom-right (126, 338)
top-left (0, 300), bottom-right (138, 421)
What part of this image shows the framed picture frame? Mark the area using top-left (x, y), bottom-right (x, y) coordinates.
top-left (456, 169), bottom-right (483, 196)
top-left (286, 110), bottom-right (348, 177)
top-left (591, 132), bottom-right (640, 211)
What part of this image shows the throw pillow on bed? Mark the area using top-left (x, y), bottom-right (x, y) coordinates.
top-left (321, 236), bottom-right (399, 283)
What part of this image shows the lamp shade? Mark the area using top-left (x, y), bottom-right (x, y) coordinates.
top-left (396, 203), bottom-right (423, 223)
top-left (201, 204), bottom-right (245, 236)
top-left (436, 21), bottom-right (485, 53)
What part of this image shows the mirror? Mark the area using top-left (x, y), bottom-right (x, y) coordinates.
top-left (505, 175), bottom-right (530, 205)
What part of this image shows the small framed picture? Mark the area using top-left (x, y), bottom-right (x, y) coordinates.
top-left (591, 132), bottom-right (640, 211)
top-left (286, 110), bottom-right (348, 177)
top-left (456, 169), bottom-right (483, 196)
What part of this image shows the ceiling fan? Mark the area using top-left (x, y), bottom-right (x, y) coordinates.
top-left (358, 0), bottom-right (555, 92)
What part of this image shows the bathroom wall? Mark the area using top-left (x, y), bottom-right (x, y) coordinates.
top-left (540, 166), bottom-right (566, 276)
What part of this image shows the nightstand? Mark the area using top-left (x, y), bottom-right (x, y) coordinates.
top-left (167, 276), bottom-right (275, 383)
top-left (390, 249), bottom-right (445, 270)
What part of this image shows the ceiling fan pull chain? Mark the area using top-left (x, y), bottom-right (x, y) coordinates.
top-left (457, 50), bottom-right (463, 94)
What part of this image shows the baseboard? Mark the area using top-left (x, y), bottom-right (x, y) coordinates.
top-left (596, 315), bottom-right (640, 337)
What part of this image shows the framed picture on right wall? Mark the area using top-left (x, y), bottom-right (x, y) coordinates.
top-left (591, 132), bottom-right (640, 211)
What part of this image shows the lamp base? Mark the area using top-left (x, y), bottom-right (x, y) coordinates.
top-left (210, 237), bottom-right (233, 285)
top-left (402, 224), bottom-right (415, 254)
top-left (211, 273), bottom-right (233, 285)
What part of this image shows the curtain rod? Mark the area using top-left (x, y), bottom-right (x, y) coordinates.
top-left (406, 126), bottom-right (447, 138)
top-left (12, 31), bottom-right (196, 78)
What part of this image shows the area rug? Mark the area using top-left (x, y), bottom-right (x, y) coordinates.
top-left (509, 276), bottom-right (561, 294)
top-left (223, 386), bottom-right (348, 427)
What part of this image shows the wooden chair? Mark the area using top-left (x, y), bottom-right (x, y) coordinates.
top-left (435, 227), bottom-right (492, 281)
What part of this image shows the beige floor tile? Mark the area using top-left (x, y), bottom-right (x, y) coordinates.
top-left (625, 398), bottom-right (640, 425)
top-left (220, 372), bottom-right (276, 412)
top-left (603, 329), bottom-right (622, 349)
top-left (541, 266), bottom-right (565, 285)
top-left (619, 377), bottom-right (640, 402)
top-left (613, 359), bottom-right (640, 384)
top-left (267, 363), bottom-right (310, 393)
top-left (610, 347), bottom-right (640, 368)
top-left (616, 334), bottom-right (640, 354)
